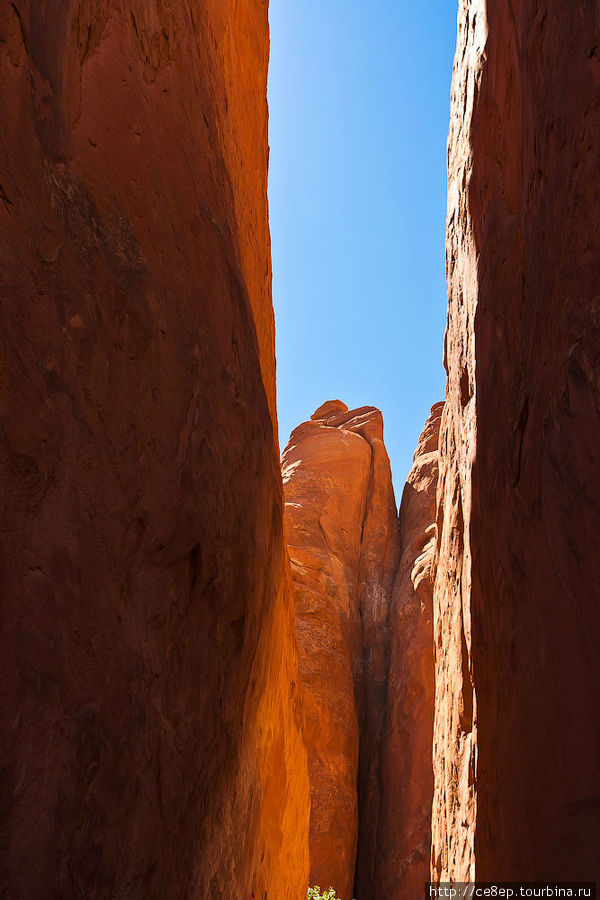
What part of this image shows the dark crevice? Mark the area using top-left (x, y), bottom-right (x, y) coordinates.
top-left (10, 3), bottom-right (28, 52)
top-left (512, 397), bottom-right (529, 485)
top-left (459, 619), bottom-right (474, 734)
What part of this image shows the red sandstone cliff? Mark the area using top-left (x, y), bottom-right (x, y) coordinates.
top-left (6, 0), bottom-right (600, 893)
top-left (282, 401), bottom-right (400, 900)
top-left (433, 0), bottom-right (600, 882)
top-left (377, 402), bottom-right (443, 898)
top-left (0, 2), bottom-right (309, 897)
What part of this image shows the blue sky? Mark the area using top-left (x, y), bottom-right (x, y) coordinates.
top-left (268, 0), bottom-right (458, 493)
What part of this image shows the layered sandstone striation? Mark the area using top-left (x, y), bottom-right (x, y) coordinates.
top-left (377, 402), bottom-right (443, 898)
top-left (0, 2), bottom-right (309, 897)
top-left (433, 0), bottom-right (600, 882)
top-left (282, 401), bottom-right (400, 900)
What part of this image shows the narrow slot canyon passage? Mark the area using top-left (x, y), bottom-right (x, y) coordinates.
top-left (1, 0), bottom-right (600, 897)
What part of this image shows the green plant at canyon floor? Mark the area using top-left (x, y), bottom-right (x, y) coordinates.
top-left (307, 887), bottom-right (355, 900)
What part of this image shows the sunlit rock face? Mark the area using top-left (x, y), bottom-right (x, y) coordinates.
top-left (282, 401), bottom-right (400, 900)
top-left (433, 0), bottom-right (600, 882)
top-left (0, 2), bottom-right (310, 897)
top-left (376, 401), bottom-right (443, 899)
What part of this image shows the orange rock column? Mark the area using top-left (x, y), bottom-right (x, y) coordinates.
top-left (283, 401), bottom-right (399, 900)
top-left (377, 402), bottom-right (443, 898)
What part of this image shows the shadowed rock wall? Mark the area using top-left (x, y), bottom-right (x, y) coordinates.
top-left (0, 2), bottom-right (309, 897)
top-left (433, 0), bottom-right (600, 882)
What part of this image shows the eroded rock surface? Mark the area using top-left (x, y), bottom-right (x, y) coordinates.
top-left (0, 3), bottom-right (309, 897)
top-left (282, 401), bottom-right (399, 900)
top-left (433, 0), bottom-right (600, 882)
top-left (377, 402), bottom-right (443, 898)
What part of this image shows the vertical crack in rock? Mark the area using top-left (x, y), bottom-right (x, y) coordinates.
top-left (353, 409), bottom-right (402, 900)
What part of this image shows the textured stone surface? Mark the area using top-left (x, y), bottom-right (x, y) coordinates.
top-left (0, 2), bottom-right (309, 897)
top-left (282, 402), bottom-right (399, 900)
top-left (377, 402), bottom-right (443, 898)
top-left (430, 3), bottom-right (481, 879)
top-left (433, 0), bottom-right (600, 882)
